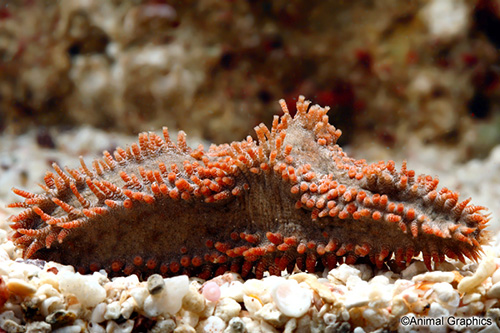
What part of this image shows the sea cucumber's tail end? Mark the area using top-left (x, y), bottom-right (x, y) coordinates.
top-left (457, 214), bottom-right (490, 264)
top-left (478, 228), bottom-right (492, 250)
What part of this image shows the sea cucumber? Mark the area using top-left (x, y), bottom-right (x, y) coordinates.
top-left (8, 96), bottom-right (490, 279)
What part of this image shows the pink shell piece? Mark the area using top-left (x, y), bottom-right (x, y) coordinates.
top-left (202, 281), bottom-right (221, 302)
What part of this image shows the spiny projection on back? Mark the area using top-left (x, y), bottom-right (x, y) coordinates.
top-left (8, 96), bottom-right (490, 280)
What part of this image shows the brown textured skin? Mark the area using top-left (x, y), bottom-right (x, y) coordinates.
top-left (8, 96), bottom-right (490, 279)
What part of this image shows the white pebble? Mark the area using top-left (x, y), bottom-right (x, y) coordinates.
top-left (341, 309), bottom-right (350, 321)
top-left (182, 285), bottom-right (205, 314)
top-left (38, 272), bottom-right (60, 290)
top-left (144, 275), bottom-right (189, 317)
top-left (107, 275), bottom-right (140, 290)
top-left (391, 296), bottom-right (409, 317)
top-left (36, 284), bottom-right (60, 299)
top-left (367, 282), bottom-right (392, 308)
top-left (6, 278), bottom-right (36, 296)
top-left (104, 301), bottom-right (121, 320)
top-left (164, 275), bottom-right (189, 312)
top-left (369, 275), bottom-right (390, 285)
top-left (470, 301), bottom-right (485, 314)
top-left (271, 279), bottom-right (312, 318)
top-left (462, 292), bottom-right (482, 305)
top-left (174, 324), bottom-right (195, 333)
top-left (220, 281), bottom-right (244, 302)
top-left (1, 241), bottom-right (16, 261)
top-left (345, 275), bottom-right (364, 290)
top-left (392, 279), bottom-right (415, 296)
top-left (261, 276), bottom-right (285, 302)
top-left (214, 298), bottom-right (241, 323)
top-left (25, 321), bottom-right (52, 332)
top-left (401, 289), bottom-right (419, 304)
top-left (243, 279), bottom-right (272, 304)
top-left (328, 264), bottom-right (361, 284)
top-left (53, 325), bottom-right (83, 333)
top-left (41, 296), bottom-right (64, 317)
top-left (492, 268), bottom-right (500, 285)
top-left (120, 297), bottom-right (136, 319)
top-left (255, 303), bottom-right (288, 327)
top-left (401, 261), bottom-right (427, 279)
top-left (428, 302), bottom-right (450, 317)
top-left (458, 254), bottom-right (496, 293)
top-left (363, 308), bottom-right (388, 328)
top-left (130, 287), bottom-right (148, 308)
top-left (200, 301), bottom-right (217, 319)
top-left (198, 316), bottom-right (226, 333)
top-left (242, 279), bottom-right (265, 297)
top-left (344, 296), bottom-right (370, 310)
top-left (432, 282), bottom-right (460, 308)
top-left (90, 303), bottom-right (107, 324)
top-left (290, 274), bottom-right (336, 305)
top-left (58, 272), bottom-right (106, 308)
top-left (243, 295), bottom-right (262, 315)
top-left (143, 295), bottom-right (162, 317)
top-left (284, 318), bottom-right (297, 333)
top-left (488, 281), bottom-right (500, 299)
top-left (0, 262), bottom-right (9, 276)
top-left (412, 271), bottom-right (455, 283)
top-left (0, 247), bottom-right (10, 263)
top-left (9, 261), bottom-right (41, 279)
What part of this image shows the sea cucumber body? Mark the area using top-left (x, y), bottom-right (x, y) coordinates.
top-left (9, 97), bottom-right (490, 279)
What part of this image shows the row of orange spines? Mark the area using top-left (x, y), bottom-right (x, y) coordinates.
top-left (363, 160), bottom-right (488, 226)
top-left (89, 229), bottom-right (363, 278)
top-left (7, 130), bottom-right (178, 208)
top-left (9, 127), bottom-right (254, 229)
top-left (4, 129), bottom-right (230, 259)
top-left (88, 230), bottom-right (328, 279)
top-left (299, 196), bottom-right (480, 269)
top-left (99, 221), bottom-right (480, 278)
top-left (316, 155), bottom-right (486, 239)
top-left (243, 107), bottom-right (488, 247)
top-left (12, 147), bottom-right (242, 222)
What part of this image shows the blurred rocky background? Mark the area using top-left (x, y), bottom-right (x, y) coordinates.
top-left (0, 0), bottom-right (500, 161)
